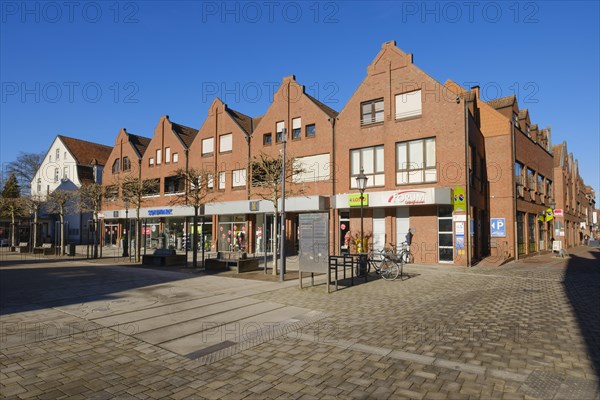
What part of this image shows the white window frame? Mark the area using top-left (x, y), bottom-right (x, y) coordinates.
top-left (360, 98), bottom-right (384, 125)
top-left (350, 145), bottom-right (384, 188)
top-left (149, 157), bottom-right (155, 167)
top-left (276, 121), bottom-right (285, 143)
top-left (395, 90), bottom-right (422, 120)
top-left (202, 137), bottom-right (214, 155)
top-left (396, 138), bottom-right (436, 184)
top-left (232, 169), bottom-right (247, 187)
top-left (165, 147), bottom-right (171, 163)
top-left (292, 117), bottom-right (301, 140)
top-left (172, 152), bottom-right (179, 163)
top-left (219, 172), bottom-right (226, 190)
top-left (156, 149), bottom-right (162, 165)
top-left (220, 133), bottom-right (233, 153)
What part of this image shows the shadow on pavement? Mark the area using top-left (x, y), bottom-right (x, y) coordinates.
top-left (0, 263), bottom-right (195, 316)
top-left (563, 248), bottom-right (600, 389)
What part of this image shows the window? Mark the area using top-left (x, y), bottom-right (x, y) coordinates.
top-left (306, 124), bottom-right (316, 138)
top-left (208, 173), bottom-right (214, 189)
top-left (219, 172), bottom-right (226, 190)
top-left (294, 153), bottom-right (330, 183)
top-left (526, 168), bottom-right (535, 189)
top-left (63, 166), bottom-right (68, 180)
top-left (292, 117), bottom-right (301, 140)
top-left (54, 168), bottom-right (59, 182)
top-left (537, 174), bottom-right (544, 193)
top-left (526, 124), bottom-right (531, 137)
top-left (142, 179), bottom-right (160, 196)
top-left (515, 162), bottom-right (524, 185)
top-left (123, 157), bottom-right (131, 172)
top-left (232, 169), bottom-right (247, 188)
top-left (156, 149), bottom-right (162, 165)
top-left (172, 152), bottom-right (179, 163)
top-left (350, 145), bottom-right (384, 188)
top-left (64, 151), bottom-right (67, 160)
top-left (395, 90), bottom-right (422, 119)
top-left (36, 178), bottom-right (41, 193)
top-left (396, 138), bottom-right (436, 184)
top-left (149, 157), bottom-right (155, 167)
top-left (56, 149), bottom-right (60, 160)
top-left (263, 133), bottom-right (272, 145)
top-left (546, 179), bottom-right (553, 198)
top-left (105, 185), bottom-right (119, 201)
top-left (112, 159), bottom-right (121, 174)
top-left (438, 206), bottom-right (454, 262)
top-left (276, 121), bottom-right (284, 143)
top-left (513, 112), bottom-right (519, 127)
top-left (220, 133), bottom-right (232, 153)
top-left (164, 176), bottom-right (184, 194)
top-left (202, 138), bottom-right (214, 155)
top-left (361, 98), bottom-right (384, 125)
top-left (165, 147), bottom-right (171, 163)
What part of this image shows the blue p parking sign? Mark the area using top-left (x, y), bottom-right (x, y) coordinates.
top-left (491, 218), bottom-right (506, 237)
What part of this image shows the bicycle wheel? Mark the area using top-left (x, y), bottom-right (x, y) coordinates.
top-left (380, 260), bottom-right (399, 281)
top-left (403, 251), bottom-right (414, 264)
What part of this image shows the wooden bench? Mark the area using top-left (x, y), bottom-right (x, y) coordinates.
top-left (16, 242), bottom-right (29, 253)
top-left (33, 243), bottom-right (54, 255)
top-left (205, 252), bottom-right (260, 273)
top-left (142, 249), bottom-right (187, 267)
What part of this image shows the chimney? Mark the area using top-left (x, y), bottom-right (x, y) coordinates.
top-left (472, 85), bottom-right (480, 98)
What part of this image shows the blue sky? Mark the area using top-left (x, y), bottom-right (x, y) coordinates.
top-left (1, 1), bottom-right (599, 200)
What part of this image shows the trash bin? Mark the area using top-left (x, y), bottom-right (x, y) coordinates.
top-left (67, 243), bottom-right (76, 256)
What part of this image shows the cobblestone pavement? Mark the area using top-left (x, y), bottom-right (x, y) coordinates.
top-left (1, 247), bottom-right (599, 399)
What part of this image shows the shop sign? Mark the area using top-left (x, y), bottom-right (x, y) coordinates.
top-left (98, 213), bottom-right (105, 219)
top-left (455, 222), bottom-right (465, 235)
top-left (349, 193), bottom-right (368, 207)
top-left (387, 190), bottom-right (426, 205)
top-left (553, 209), bottom-right (564, 217)
top-left (148, 209), bottom-right (173, 216)
top-left (453, 186), bottom-right (466, 212)
top-left (490, 218), bottom-right (506, 237)
top-left (249, 201), bottom-right (260, 212)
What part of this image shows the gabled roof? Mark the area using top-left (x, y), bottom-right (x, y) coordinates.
top-left (305, 93), bottom-right (339, 119)
top-left (58, 135), bottom-right (112, 166)
top-left (127, 133), bottom-right (151, 158)
top-left (171, 122), bottom-right (198, 149)
top-left (487, 95), bottom-right (516, 110)
top-left (226, 107), bottom-right (254, 136)
top-left (253, 115), bottom-right (264, 129)
top-left (552, 143), bottom-right (565, 167)
top-left (518, 109), bottom-right (529, 119)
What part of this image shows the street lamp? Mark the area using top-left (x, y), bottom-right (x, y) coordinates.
top-left (279, 127), bottom-right (287, 282)
top-left (123, 199), bottom-right (129, 257)
top-left (355, 168), bottom-right (368, 253)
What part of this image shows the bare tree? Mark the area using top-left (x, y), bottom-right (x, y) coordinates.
top-left (251, 152), bottom-right (305, 275)
top-left (120, 175), bottom-right (159, 262)
top-left (170, 168), bottom-right (216, 268)
top-left (22, 195), bottom-right (45, 249)
top-left (6, 151), bottom-right (45, 194)
top-left (79, 183), bottom-right (103, 258)
top-left (46, 190), bottom-right (76, 255)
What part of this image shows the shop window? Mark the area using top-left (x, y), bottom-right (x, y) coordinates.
top-left (438, 206), bottom-right (453, 262)
top-left (517, 212), bottom-right (525, 254)
top-left (361, 98), bottom-right (384, 125)
top-left (396, 138), bottom-right (436, 184)
top-left (350, 145), bottom-right (384, 188)
top-left (528, 213), bottom-right (536, 253)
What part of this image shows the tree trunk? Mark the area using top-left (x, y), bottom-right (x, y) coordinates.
top-left (272, 209), bottom-right (278, 275)
top-left (33, 210), bottom-right (38, 249)
top-left (93, 212), bottom-right (99, 259)
top-left (136, 208), bottom-right (142, 262)
top-left (192, 209), bottom-right (198, 268)
top-left (10, 212), bottom-right (16, 248)
top-left (60, 214), bottom-right (65, 256)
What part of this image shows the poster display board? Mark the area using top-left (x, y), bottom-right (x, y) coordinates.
top-left (298, 213), bottom-right (329, 274)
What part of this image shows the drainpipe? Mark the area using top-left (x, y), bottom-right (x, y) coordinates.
top-left (329, 116), bottom-right (336, 256)
top-left (464, 97), bottom-right (471, 268)
top-left (512, 119), bottom-right (518, 261)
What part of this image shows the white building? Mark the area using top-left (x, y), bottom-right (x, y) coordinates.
top-left (31, 135), bottom-right (112, 244)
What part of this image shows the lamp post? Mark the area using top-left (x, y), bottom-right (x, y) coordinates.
top-left (279, 128), bottom-right (287, 282)
top-left (123, 199), bottom-right (129, 257)
top-left (355, 168), bottom-right (368, 277)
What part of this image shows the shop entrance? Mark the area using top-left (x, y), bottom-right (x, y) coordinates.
top-left (218, 215), bottom-right (247, 252)
top-left (104, 223), bottom-right (118, 246)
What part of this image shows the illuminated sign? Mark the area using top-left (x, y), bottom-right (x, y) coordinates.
top-left (349, 193), bottom-right (368, 207)
top-left (148, 209), bottom-right (173, 216)
top-left (387, 190), bottom-right (426, 205)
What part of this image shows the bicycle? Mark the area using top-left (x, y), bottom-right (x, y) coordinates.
top-left (367, 249), bottom-right (401, 281)
top-left (396, 241), bottom-right (414, 264)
